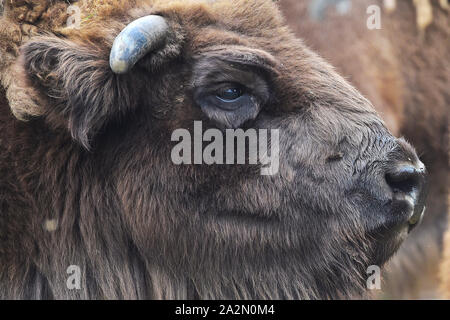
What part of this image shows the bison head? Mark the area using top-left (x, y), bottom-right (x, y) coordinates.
top-left (6, 0), bottom-right (427, 299)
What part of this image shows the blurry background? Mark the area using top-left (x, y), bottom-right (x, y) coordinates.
top-left (279, 0), bottom-right (449, 299)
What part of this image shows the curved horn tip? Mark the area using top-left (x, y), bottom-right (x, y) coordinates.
top-left (110, 15), bottom-right (170, 74)
top-left (110, 57), bottom-right (131, 74)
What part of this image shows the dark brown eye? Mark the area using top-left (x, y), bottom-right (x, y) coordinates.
top-left (216, 85), bottom-right (245, 102)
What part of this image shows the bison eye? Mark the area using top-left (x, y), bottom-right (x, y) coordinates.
top-left (216, 85), bottom-right (245, 102)
top-left (194, 81), bottom-right (265, 129)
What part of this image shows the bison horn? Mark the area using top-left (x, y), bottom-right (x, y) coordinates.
top-left (110, 15), bottom-right (170, 74)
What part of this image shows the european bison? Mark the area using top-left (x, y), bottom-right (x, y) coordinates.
top-left (280, 0), bottom-right (449, 298)
top-left (0, 0), bottom-right (428, 299)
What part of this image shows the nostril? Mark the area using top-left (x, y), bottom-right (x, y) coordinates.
top-left (385, 165), bottom-right (424, 194)
top-left (383, 160), bottom-right (427, 230)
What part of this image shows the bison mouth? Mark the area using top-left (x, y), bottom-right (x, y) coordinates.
top-left (375, 193), bottom-right (427, 236)
top-left (365, 189), bottom-right (427, 266)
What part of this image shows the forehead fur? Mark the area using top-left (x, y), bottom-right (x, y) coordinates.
top-left (77, 0), bottom-right (284, 34)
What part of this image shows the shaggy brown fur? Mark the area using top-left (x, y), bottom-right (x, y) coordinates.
top-left (0, 0), bottom-right (428, 299)
top-left (0, 0), bottom-right (71, 120)
top-left (280, 0), bottom-right (449, 299)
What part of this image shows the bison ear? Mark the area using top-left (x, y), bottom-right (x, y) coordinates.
top-left (15, 16), bottom-right (180, 149)
top-left (17, 36), bottom-right (137, 149)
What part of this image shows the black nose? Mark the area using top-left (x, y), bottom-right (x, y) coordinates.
top-left (385, 164), bottom-right (425, 194)
top-left (385, 162), bottom-right (427, 231)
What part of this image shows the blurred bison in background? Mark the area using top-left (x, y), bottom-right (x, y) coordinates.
top-left (280, 0), bottom-right (449, 298)
top-left (0, 0), bottom-right (428, 299)
top-left (442, 216), bottom-right (450, 298)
